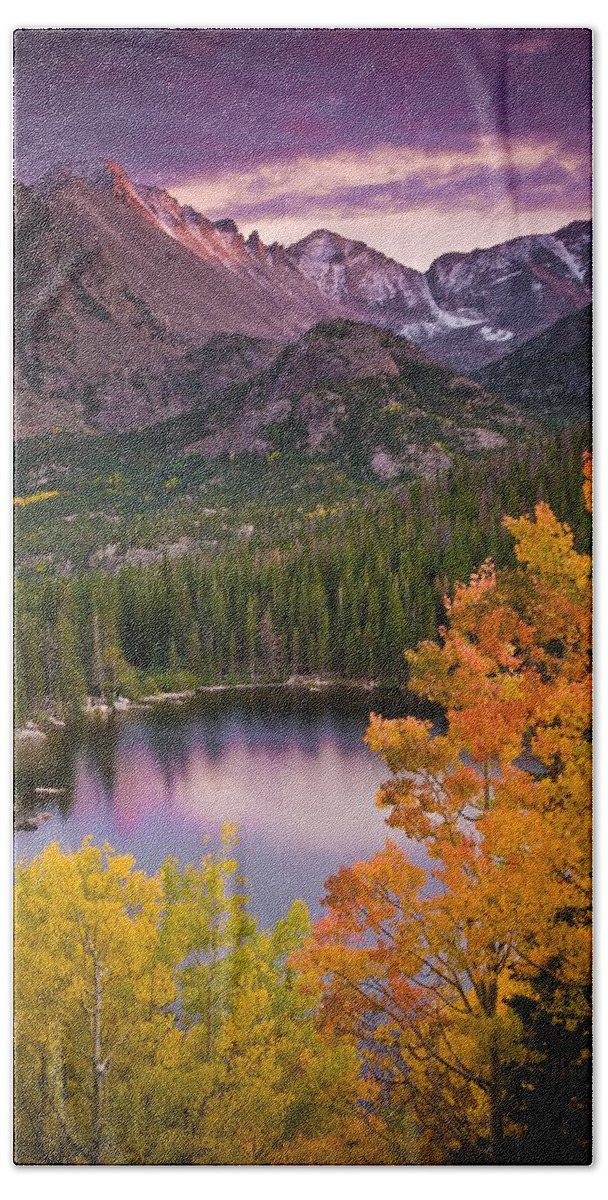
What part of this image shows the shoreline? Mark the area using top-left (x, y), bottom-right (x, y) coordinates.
top-left (15, 675), bottom-right (389, 740)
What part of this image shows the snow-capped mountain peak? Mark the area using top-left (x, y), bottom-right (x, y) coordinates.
top-left (286, 220), bottom-right (591, 370)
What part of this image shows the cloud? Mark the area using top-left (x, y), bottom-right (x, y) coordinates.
top-left (169, 135), bottom-right (590, 269)
top-left (507, 34), bottom-right (554, 56)
top-left (171, 134), bottom-right (588, 219)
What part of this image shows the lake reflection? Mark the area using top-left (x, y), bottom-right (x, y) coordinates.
top-left (14, 688), bottom-right (424, 924)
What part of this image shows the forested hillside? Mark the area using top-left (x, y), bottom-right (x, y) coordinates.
top-left (15, 428), bottom-right (589, 723)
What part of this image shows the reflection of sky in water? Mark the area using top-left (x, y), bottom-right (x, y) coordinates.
top-left (15, 693), bottom-right (423, 925)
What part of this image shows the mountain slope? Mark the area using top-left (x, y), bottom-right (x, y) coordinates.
top-left (286, 221), bottom-right (591, 372)
top-left (13, 170), bottom-right (335, 434)
top-left (14, 180), bottom-right (194, 435)
top-left (38, 165), bottom-right (340, 339)
top-left (172, 319), bottom-right (528, 478)
top-left (474, 306), bottom-right (592, 422)
top-left (425, 221), bottom-right (590, 368)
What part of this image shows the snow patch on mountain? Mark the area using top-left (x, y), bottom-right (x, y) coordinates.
top-left (480, 326), bottom-right (514, 343)
top-left (400, 307), bottom-right (484, 340)
top-left (542, 234), bottom-right (587, 284)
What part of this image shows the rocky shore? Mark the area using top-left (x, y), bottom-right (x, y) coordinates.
top-left (15, 675), bottom-right (383, 740)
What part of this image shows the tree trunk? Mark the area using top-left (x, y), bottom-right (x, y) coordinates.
top-left (45, 1022), bottom-right (67, 1163)
top-left (488, 1035), bottom-right (504, 1163)
top-left (91, 954), bottom-right (106, 1164)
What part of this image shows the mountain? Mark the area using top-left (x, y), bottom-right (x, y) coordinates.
top-left (13, 166), bottom-right (335, 434)
top-left (168, 319), bottom-right (529, 479)
top-left (14, 162), bottom-right (591, 435)
top-left (286, 221), bottom-right (591, 372)
top-left (14, 180), bottom-right (191, 435)
top-left (285, 230), bottom-right (433, 337)
top-left (474, 306), bottom-right (592, 423)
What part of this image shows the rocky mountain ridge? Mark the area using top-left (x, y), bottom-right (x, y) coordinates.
top-left (162, 319), bottom-right (528, 479)
top-left (286, 221), bottom-right (590, 372)
top-left (14, 163), bottom-right (591, 435)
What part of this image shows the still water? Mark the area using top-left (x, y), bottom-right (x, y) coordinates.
top-left (14, 687), bottom-right (424, 925)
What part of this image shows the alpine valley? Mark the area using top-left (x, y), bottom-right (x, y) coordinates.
top-left (14, 162), bottom-right (591, 717)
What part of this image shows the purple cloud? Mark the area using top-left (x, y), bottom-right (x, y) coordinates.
top-left (14, 28), bottom-right (591, 263)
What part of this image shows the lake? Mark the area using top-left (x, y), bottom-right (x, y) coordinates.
top-left (14, 687), bottom-right (427, 925)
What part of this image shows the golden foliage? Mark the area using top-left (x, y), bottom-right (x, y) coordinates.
top-left (296, 470), bottom-right (592, 1162)
top-left (14, 490), bottom-right (60, 507)
top-left (14, 831), bottom-right (395, 1164)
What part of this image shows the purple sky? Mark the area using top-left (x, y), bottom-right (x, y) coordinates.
top-left (14, 28), bottom-right (592, 267)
